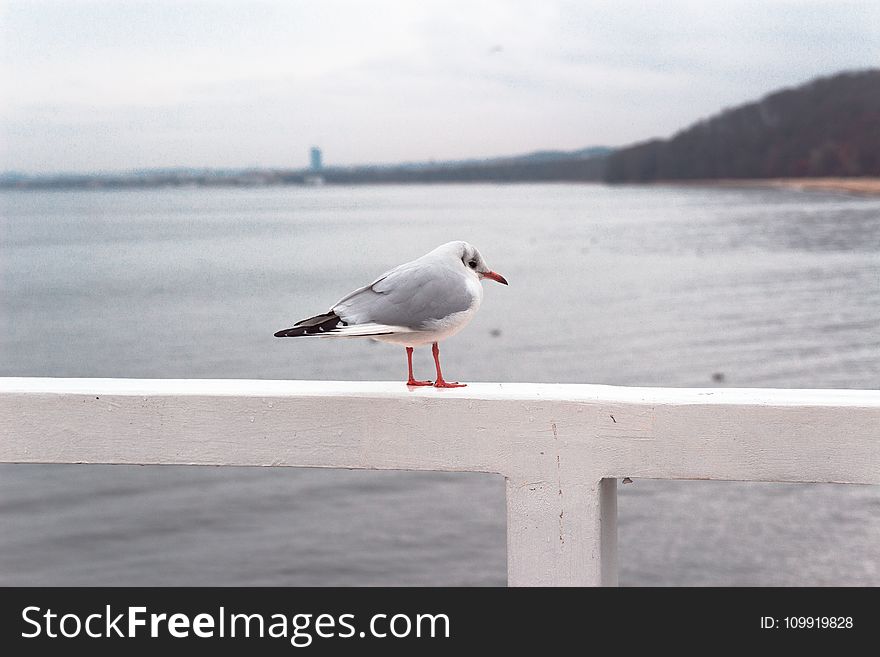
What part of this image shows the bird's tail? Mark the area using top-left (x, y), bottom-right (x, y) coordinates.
top-left (274, 312), bottom-right (344, 337)
top-left (274, 313), bottom-right (409, 338)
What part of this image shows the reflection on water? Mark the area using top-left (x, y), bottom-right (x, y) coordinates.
top-left (1, 184), bottom-right (878, 585)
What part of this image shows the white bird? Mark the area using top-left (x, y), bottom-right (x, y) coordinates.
top-left (274, 241), bottom-right (508, 387)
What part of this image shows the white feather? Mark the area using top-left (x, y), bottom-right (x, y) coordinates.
top-left (311, 323), bottom-right (414, 338)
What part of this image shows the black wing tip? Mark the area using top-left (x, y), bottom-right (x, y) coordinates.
top-left (274, 327), bottom-right (303, 337)
top-left (274, 312), bottom-right (346, 338)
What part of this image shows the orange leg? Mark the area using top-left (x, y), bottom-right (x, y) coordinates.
top-left (405, 346), bottom-right (433, 386)
top-left (432, 342), bottom-right (466, 388)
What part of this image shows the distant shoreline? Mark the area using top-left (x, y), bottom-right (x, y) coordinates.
top-left (663, 178), bottom-right (880, 197)
top-left (3, 176), bottom-right (880, 195)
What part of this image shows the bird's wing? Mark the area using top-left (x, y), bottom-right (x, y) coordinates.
top-left (332, 260), bottom-right (473, 329)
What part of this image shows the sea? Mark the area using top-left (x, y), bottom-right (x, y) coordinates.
top-left (1, 183), bottom-right (878, 585)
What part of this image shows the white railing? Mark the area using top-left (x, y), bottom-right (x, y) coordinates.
top-left (1, 378), bottom-right (879, 586)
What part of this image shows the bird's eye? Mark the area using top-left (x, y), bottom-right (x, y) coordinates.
top-left (468, 260), bottom-right (477, 269)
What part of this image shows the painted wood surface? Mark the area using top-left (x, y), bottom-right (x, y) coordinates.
top-left (2, 378), bottom-right (878, 586)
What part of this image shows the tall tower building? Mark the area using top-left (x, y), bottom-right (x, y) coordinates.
top-left (310, 147), bottom-right (323, 171)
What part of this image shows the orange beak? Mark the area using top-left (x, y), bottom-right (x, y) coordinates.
top-left (482, 271), bottom-right (508, 285)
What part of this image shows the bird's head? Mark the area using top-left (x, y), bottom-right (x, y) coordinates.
top-left (455, 241), bottom-right (508, 285)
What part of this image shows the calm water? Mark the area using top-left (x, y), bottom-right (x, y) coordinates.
top-left (1, 183), bottom-right (878, 585)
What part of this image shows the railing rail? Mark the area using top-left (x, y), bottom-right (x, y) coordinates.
top-left (2, 378), bottom-right (879, 586)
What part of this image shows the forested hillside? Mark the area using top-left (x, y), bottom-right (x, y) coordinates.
top-left (604, 70), bottom-right (880, 181)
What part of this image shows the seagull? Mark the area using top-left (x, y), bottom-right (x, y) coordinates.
top-left (274, 241), bottom-right (508, 387)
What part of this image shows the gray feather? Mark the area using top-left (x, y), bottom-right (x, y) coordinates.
top-left (332, 260), bottom-right (472, 328)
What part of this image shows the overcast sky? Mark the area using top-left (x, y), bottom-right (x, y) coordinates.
top-left (1, 0), bottom-right (878, 173)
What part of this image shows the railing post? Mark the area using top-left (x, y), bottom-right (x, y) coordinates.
top-left (506, 476), bottom-right (618, 586)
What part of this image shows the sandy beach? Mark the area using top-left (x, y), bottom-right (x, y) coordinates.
top-left (677, 178), bottom-right (880, 196)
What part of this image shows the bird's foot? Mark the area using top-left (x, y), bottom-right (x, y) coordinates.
top-left (406, 379), bottom-right (434, 387)
top-left (434, 379), bottom-right (466, 388)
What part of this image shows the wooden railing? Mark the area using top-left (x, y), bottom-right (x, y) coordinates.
top-left (1, 378), bottom-right (878, 586)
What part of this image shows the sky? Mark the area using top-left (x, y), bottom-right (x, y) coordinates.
top-left (1, 0), bottom-right (878, 174)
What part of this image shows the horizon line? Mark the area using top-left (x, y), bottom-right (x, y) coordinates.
top-left (0, 144), bottom-right (614, 180)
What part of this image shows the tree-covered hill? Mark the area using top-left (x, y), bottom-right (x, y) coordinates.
top-left (604, 69), bottom-right (880, 182)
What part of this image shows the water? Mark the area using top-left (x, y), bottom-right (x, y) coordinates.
top-left (1, 183), bottom-right (878, 585)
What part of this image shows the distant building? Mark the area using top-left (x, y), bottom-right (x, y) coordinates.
top-left (310, 147), bottom-right (323, 172)
top-left (306, 147), bottom-right (325, 185)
